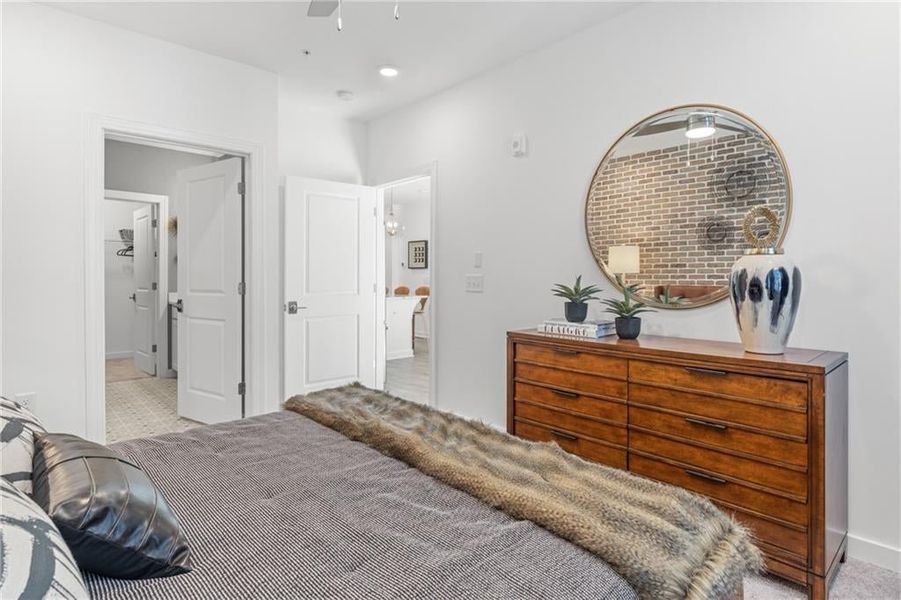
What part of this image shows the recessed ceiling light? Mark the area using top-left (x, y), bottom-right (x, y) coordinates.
top-left (336, 90), bottom-right (354, 101)
top-left (379, 65), bottom-right (399, 78)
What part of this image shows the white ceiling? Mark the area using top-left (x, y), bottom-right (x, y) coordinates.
top-left (48, 1), bottom-right (633, 120)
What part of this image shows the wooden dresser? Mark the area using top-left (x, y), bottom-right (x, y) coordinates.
top-left (507, 330), bottom-right (848, 599)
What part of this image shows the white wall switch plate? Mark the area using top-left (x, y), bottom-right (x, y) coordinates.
top-left (465, 274), bottom-right (484, 293)
top-left (474, 251), bottom-right (483, 268)
top-left (14, 392), bottom-right (36, 411)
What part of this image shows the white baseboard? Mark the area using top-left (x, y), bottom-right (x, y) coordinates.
top-left (105, 351), bottom-right (133, 360)
top-left (387, 350), bottom-right (414, 361)
top-left (848, 533), bottom-right (901, 572)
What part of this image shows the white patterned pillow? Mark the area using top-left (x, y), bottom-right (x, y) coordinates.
top-left (1, 396), bottom-right (46, 494)
top-left (0, 478), bottom-right (89, 599)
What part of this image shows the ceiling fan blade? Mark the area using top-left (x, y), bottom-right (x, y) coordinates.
top-left (633, 121), bottom-right (685, 137)
top-left (307, 0), bottom-right (339, 17)
top-left (634, 119), bottom-right (748, 137)
top-left (717, 123), bottom-right (746, 133)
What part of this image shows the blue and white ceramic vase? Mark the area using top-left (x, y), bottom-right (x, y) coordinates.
top-left (729, 249), bottom-right (801, 355)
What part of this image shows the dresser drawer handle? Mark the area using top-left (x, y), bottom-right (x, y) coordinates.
top-left (550, 429), bottom-right (578, 441)
top-left (684, 417), bottom-right (728, 431)
top-left (550, 388), bottom-right (579, 399)
top-left (685, 366), bottom-right (728, 377)
top-left (684, 469), bottom-right (727, 485)
top-left (553, 348), bottom-right (580, 356)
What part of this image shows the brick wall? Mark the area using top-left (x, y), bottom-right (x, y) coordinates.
top-left (586, 133), bottom-right (787, 290)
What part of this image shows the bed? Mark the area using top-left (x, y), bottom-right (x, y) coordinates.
top-left (84, 411), bottom-right (637, 600)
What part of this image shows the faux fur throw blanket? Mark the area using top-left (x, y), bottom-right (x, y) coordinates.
top-left (285, 385), bottom-right (762, 599)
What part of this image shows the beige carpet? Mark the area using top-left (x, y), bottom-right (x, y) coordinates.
top-left (745, 558), bottom-right (899, 599)
top-left (106, 377), bottom-right (200, 444)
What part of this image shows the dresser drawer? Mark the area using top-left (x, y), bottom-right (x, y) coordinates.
top-left (516, 343), bottom-right (627, 378)
top-left (630, 454), bottom-right (808, 526)
top-left (514, 382), bottom-right (626, 423)
top-left (630, 383), bottom-right (807, 440)
top-left (723, 506), bottom-right (809, 567)
top-left (629, 406), bottom-right (807, 468)
top-left (629, 360), bottom-right (808, 409)
top-left (630, 431), bottom-right (807, 500)
top-left (516, 363), bottom-right (627, 400)
top-left (515, 420), bottom-right (627, 469)
top-left (515, 401), bottom-right (627, 446)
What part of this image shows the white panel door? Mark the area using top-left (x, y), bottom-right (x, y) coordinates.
top-left (176, 158), bottom-right (243, 424)
top-left (132, 205), bottom-right (156, 375)
top-left (284, 177), bottom-right (377, 398)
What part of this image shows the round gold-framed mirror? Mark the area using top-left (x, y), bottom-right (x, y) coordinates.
top-left (585, 104), bottom-right (792, 309)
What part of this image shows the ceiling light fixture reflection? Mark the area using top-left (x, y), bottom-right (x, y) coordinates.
top-left (685, 113), bottom-right (716, 139)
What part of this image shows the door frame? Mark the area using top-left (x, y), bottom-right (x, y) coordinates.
top-left (374, 162), bottom-right (438, 407)
top-left (84, 114), bottom-right (269, 443)
top-left (104, 189), bottom-right (172, 379)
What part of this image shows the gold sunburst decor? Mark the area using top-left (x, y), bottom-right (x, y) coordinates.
top-left (742, 206), bottom-right (780, 249)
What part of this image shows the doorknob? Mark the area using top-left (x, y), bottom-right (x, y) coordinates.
top-left (174, 299), bottom-right (184, 313)
top-left (286, 301), bottom-right (307, 314)
top-left (129, 293), bottom-right (136, 302)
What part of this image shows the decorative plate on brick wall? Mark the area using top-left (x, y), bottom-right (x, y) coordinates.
top-left (585, 104), bottom-right (792, 309)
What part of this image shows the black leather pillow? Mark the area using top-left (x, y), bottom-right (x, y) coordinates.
top-left (32, 433), bottom-right (193, 579)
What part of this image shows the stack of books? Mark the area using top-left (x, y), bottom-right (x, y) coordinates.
top-left (539, 318), bottom-right (616, 339)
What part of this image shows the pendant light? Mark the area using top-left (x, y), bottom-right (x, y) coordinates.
top-left (385, 190), bottom-right (402, 237)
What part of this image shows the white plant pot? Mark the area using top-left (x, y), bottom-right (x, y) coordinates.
top-left (729, 250), bottom-right (801, 355)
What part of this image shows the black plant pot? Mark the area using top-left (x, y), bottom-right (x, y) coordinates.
top-left (615, 317), bottom-right (642, 339)
top-left (564, 302), bottom-right (588, 323)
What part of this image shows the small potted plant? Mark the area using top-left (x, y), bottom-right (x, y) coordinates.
top-left (602, 281), bottom-right (655, 339)
top-left (551, 275), bottom-right (602, 323)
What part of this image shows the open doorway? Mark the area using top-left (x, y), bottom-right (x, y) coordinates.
top-left (382, 176), bottom-right (432, 405)
top-left (102, 138), bottom-right (245, 442)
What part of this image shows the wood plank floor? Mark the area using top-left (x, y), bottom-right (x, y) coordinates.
top-left (386, 337), bottom-right (430, 405)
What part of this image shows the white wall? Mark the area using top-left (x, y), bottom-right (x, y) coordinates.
top-left (367, 2), bottom-right (901, 569)
top-left (1, 3), bottom-right (280, 434)
top-left (387, 202), bottom-right (431, 293)
top-left (279, 80), bottom-right (368, 183)
top-left (105, 140), bottom-right (216, 290)
top-left (104, 200), bottom-right (142, 358)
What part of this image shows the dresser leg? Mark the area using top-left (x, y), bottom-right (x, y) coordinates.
top-left (807, 576), bottom-right (826, 600)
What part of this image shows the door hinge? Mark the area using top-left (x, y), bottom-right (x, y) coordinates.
top-left (238, 281), bottom-right (246, 295)
top-left (151, 218), bottom-right (158, 228)
top-left (373, 207), bottom-right (377, 217)
top-left (237, 181), bottom-right (246, 195)
top-left (152, 344), bottom-right (157, 353)
top-left (238, 382), bottom-right (246, 395)
top-left (151, 282), bottom-right (158, 290)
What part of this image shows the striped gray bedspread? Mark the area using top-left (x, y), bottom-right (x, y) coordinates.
top-left (85, 411), bottom-right (635, 600)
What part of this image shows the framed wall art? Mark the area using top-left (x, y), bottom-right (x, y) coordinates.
top-left (408, 240), bottom-right (428, 269)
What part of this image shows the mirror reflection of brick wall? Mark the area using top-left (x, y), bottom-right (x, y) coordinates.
top-left (587, 133), bottom-right (787, 290)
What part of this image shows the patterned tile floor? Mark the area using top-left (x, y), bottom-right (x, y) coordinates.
top-left (105, 357), bottom-right (153, 383)
top-left (105, 376), bottom-right (200, 444)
